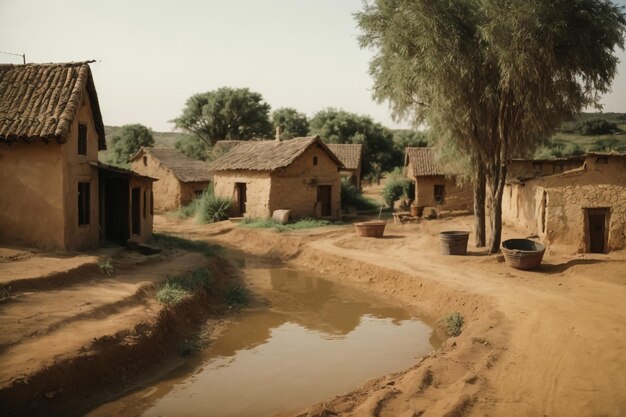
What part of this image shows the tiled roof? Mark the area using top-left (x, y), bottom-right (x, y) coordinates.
top-left (326, 143), bottom-right (362, 170)
top-left (404, 147), bottom-right (445, 176)
top-left (0, 61), bottom-right (105, 149)
top-left (130, 147), bottom-right (213, 182)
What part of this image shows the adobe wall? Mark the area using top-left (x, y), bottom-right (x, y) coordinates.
top-left (180, 181), bottom-right (210, 207)
top-left (213, 171), bottom-right (272, 218)
top-left (270, 145), bottom-right (342, 219)
top-left (413, 175), bottom-right (473, 212)
top-left (128, 177), bottom-right (154, 244)
top-left (0, 141), bottom-right (66, 249)
top-left (508, 159), bottom-right (584, 178)
top-left (131, 155), bottom-right (183, 212)
top-left (62, 84), bottom-right (100, 250)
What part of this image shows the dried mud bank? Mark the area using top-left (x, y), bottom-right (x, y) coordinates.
top-left (0, 254), bottom-right (240, 417)
top-left (199, 227), bottom-right (508, 417)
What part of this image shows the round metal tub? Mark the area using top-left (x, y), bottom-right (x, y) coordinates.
top-left (502, 239), bottom-right (546, 270)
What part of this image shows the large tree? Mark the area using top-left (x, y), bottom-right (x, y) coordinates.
top-left (272, 107), bottom-right (309, 140)
top-left (357, 0), bottom-right (625, 252)
top-left (172, 87), bottom-right (273, 146)
top-left (309, 108), bottom-right (400, 176)
top-left (108, 124), bottom-right (154, 166)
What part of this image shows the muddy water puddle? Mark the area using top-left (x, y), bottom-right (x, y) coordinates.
top-left (88, 252), bottom-right (439, 417)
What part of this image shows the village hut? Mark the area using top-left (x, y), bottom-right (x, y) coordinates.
top-left (508, 156), bottom-right (585, 179)
top-left (326, 143), bottom-right (363, 189)
top-left (210, 136), bottom-right (344, 219)
top-left (0, 62), bottom-right (155, 250)
top-left (502, 153), bottom-right (626, 253)
top-left (404, 147), bottom-right (473, 214)
top-left (130, 147), bottom-right (213, 211)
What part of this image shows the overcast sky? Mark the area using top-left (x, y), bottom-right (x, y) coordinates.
top-left (1, 0), bottom-right (625, 132)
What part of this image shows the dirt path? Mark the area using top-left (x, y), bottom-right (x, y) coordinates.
top-left (156, 215), bottom-right (626, 417)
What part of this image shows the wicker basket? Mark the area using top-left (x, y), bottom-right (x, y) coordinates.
top-left (502, 239), bottom-right (546, 270)
top-left (439, 231), bottom-right (470, 255)
top-left (354, 220), bottom-right (387, 238)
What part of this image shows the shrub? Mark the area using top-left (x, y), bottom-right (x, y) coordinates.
top-left (382, 178), bottom-right (414, 207)
top-left (173, 198), bottom-right (200, 219)
top-left (445, 312), bottom-right (464, 337)
top-left (97, 259), bottom-right (115, 276)
top-left (151, 233), bottom-right (218, 258)
top-left (224, 284), bottom-right (249, 307)
top-left (341, 179), bottom-right (378, 211)
top-left (195, 187), bottom-right (232, 224)
top-left (576, 119), bottom-right (622, 136)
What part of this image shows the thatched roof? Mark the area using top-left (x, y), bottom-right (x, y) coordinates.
top-left (209, 136), bottom-right (343, 172)
top-left (0, 61), bottom-right (106, 149)
top-left (326, 143), bottom-right (362, 170)
top-left (130, 147), bottom-right (213, 182)
top-left (404, 147), bottom-right (445, 177)
top-left (213, 140), bottom-right (246, 154)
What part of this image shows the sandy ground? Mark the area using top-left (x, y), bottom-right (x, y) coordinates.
top-left (155, 213), bottom-right (626, 417)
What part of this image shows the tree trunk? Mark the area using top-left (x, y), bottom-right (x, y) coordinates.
top-left (473, 169), bottom-right (486, 247)
top-left (488, 165), bottom-right (508, 254)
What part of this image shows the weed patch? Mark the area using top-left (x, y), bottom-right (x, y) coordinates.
top-left (155, 268), bottom-right (213, 306)
top-left (224, 284), bottom-right (249, 307)
top-left (97, 258), bottom-right (115, 276)
top-left (444, 312), bottom-right (464, 337)
top-left (152, 233), bottom-right (219, 258)
top-left (240, 217), bottom-right (333, 232)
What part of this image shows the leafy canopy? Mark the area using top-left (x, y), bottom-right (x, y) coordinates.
top-left (172, 87), bottom-right (273, 146)
top-left (272, 107), bottom-right (310, 139)
top-left (108, 124), bottom-right (154, 166)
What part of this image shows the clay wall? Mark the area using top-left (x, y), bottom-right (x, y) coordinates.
top-left (213, 171), bottom-right (272, 218)
top-left (131, 154), bottom-right (183, 212)
top-left (128, 177), bottom-right (154, 244)
top-left (411, 175), bottom-right (473, 212)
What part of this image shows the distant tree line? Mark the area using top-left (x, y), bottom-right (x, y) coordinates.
top-left (170, 87), bottom-right (428, 176)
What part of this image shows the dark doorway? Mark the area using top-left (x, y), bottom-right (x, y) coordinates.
top-left (131, 187), bottom-right (141, 235)
top-left (100, 177), bottom-right (130, 244)
top-left (587, 208), bottom-right (608, 253)
top-left (317, 185), bottom-right (332, 217)
top-left (235, 183), bottom-right (247, 216)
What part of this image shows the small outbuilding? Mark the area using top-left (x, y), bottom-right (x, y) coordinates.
top-left (404, 147), bottom-right (473, 213)
top-left (130, 147), bottom-right (213, 211)
top-left (210, 136), bottom-right (344, 219)
top-left (326, 143), bottom-right (363, 190)
top-left (0, 61), bottom-right (155, 250)
top-left (503, 153), bottom-right (626, 253)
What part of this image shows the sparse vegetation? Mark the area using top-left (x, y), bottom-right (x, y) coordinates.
top-left (0, 285), bottom-right (10, 303)
top-left (152, 233), bottom-right (219, 258)
top-left (341, 179), bottom-right (378, 212)
top-left (177, 335), bottom-right (204, 357)
top-left (382, 177), bottom-right (414, 208)
top-left (155, 268), bottom-right (213, 306)
top-left (240, 218), bottom-right (332, 232)
top-left (196, 188), bottom-right (232, 224)
top-left (97, 259), bottom-right (115, 276)
top-left (445, 312), bottom-right (464, 337)
top-left (224, 284), bottom-right (249, 307)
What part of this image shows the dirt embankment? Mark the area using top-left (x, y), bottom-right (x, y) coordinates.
top-left (0, 247), bottom-right (241, 417)
top-left (156, 215), bottom-right (626, 417)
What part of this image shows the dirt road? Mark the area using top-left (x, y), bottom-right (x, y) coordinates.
top-left (156, 214), bottom-right (626, 417)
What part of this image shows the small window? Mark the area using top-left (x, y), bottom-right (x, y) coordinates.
top-left (313, 156), bottom-right (318, 166)
top-left (78, 182), bottom-right (90, 225)
top-left (434, 184), bottom-right (445, 204)
top-left (78, 124), bottom-right (87, 155)
top-left (596, 156), bottom-right (608, 164)
top-left (143, 156), bottom-right (148, 166)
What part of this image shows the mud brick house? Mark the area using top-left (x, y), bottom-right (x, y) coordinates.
top-left (508, 156), bottom-right (585, 179)
top-left (130, 147), bottom-right (213, 211)
top-left (502, 153), bottom-right (626, 253)
top-left (210, 136), bottom-right (343, 219)
top-left (404, 147), bottom-right (473, 213)
top-left (0, 61), bottom-right (155, 250)
top-left (326, 143), bottom-right (363, 190)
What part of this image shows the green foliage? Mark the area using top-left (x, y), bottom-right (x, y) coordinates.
top-left (175, 134), bottom-right (210, 161)
top-left (155, 268), bottom-right (213, 306)
top-left (97, 259), bottom-right (115, 276)
top-left (151, 233), bottom-right (218, 258)
top-left (445, 312), bottom-right (464, 337)
top-left (195, 187), bottom-right (232, 224)
top-left (224, 285), bottom-right (249, 307)
top-left (575, 119), bottom-right (622, 136)
top-left (172, 87), bottom-right (273, 146)
top-left (173, 198), bottom-right (200, 219)
top-left (382, 178), bottom-right (414, 207)
top-left (108, 124), bottom-right (155, 166)
top-left (309, 108), bottom-right (401, 175)
top-left (341, 179), bottom-right (378, 211)
top-left (240, 218), bottom-right (332, 232)
top-left (590, 138), bottom-right (622, 153)
top-left (272, 107), bottom-right (309, 139)
top-left (392, 129), bottom-right (428, 157)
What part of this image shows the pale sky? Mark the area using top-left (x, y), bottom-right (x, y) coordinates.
top-left (1, 0), bottom-right (625, 133)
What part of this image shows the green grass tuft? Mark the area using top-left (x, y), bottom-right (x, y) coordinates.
top-left (239, 217), bottom-right (332, 232)
top-left (151, 233), bottom-right (219, 258)
top-left (224, 284), bottom-right (249, 307)
top-left (155, 268), bottom-right (213, 306)
top-left (97, 258), bottom-right (115, 276)
top-left (445, 312), bottom-right (464, 337)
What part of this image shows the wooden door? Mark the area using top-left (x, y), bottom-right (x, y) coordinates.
top-left (588, 209), bottom-right (607, 253)
top-left (317, 185), bottom-right (332, 217)
top-left (236, 183), bottom-right (247, 215)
